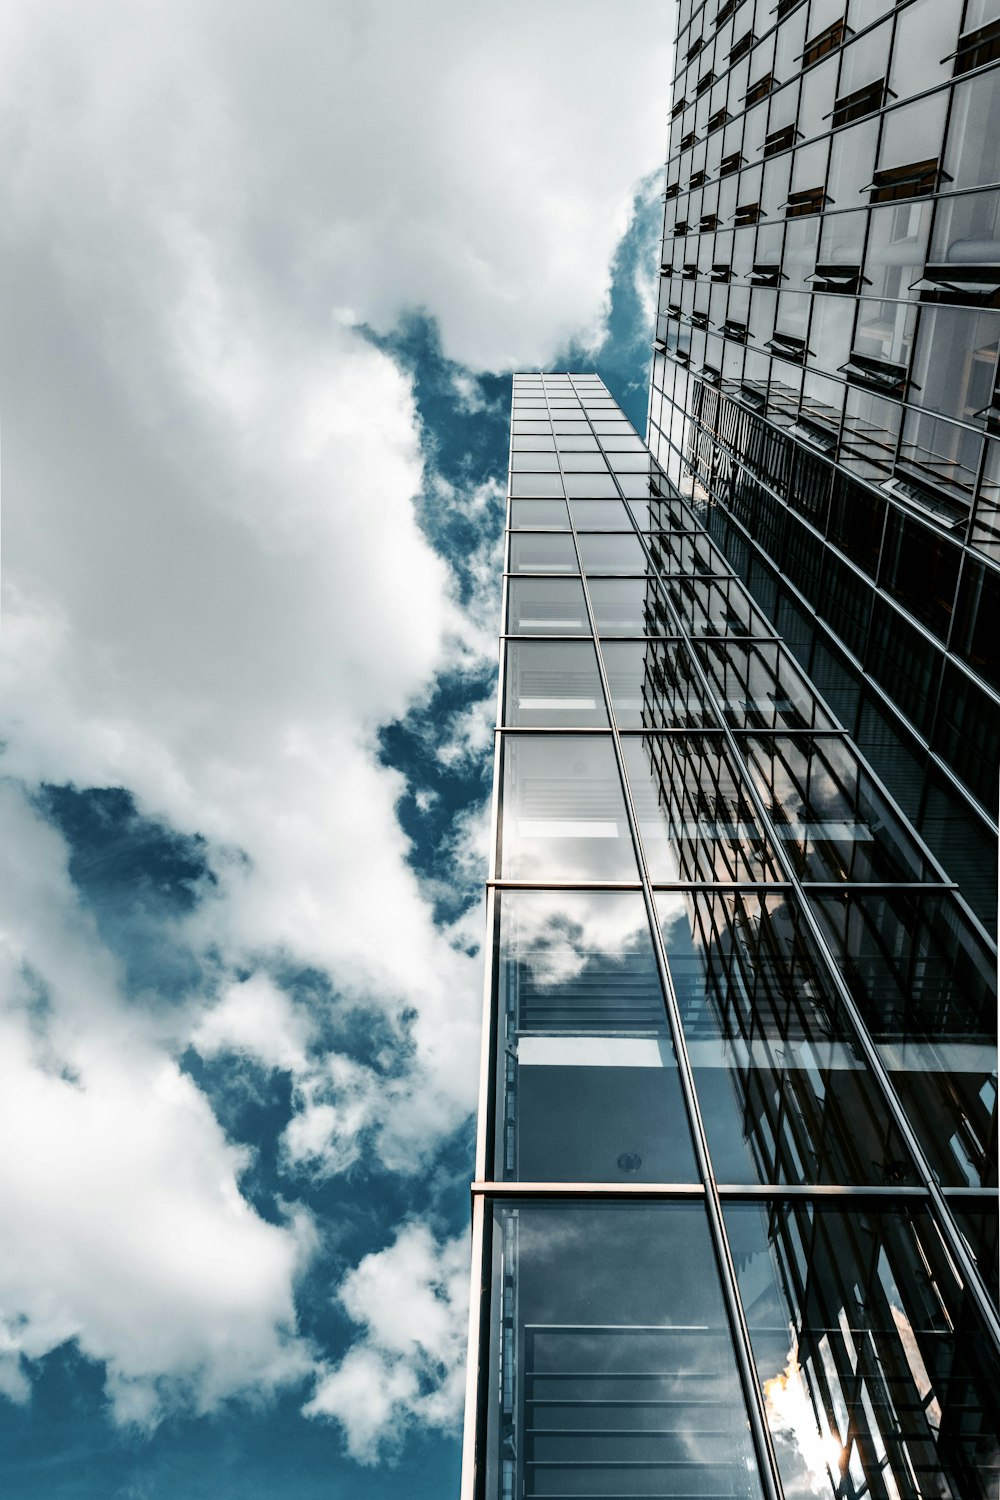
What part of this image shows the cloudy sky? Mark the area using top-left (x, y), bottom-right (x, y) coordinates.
top-left (0, 3), bottom-right (672, 1494)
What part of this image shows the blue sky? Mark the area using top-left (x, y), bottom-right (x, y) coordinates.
top-left (0, 4), bottom-right (670, 1495)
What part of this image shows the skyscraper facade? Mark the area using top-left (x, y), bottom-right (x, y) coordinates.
top-left (460, 5), bottom-right (1000, 1498)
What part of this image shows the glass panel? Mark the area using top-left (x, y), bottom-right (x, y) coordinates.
top-left (693, 640), bottom-right (836, 730)
top-left (510, 498), bottom-right (569, 529)
top-left (577, 533), bottom-right (649, 575)
top-left (493, 891), bottom-right (696, 1182)
top-left (568, 498), bottom-right (633, 528)
top-left (507, 578), bottom-right (590, 636)
top-left (511, 450), bottom-right (560, 472)
top-left (499, 734), bottom-right (637, 881)
top-left (564, 471), bottom-right (621, 498)
top-left (741, 734), bottom-right (933, 883)
top-left (809, 890), bottom-right (999, 1189)
top-left (589, 576), bottom-right (673, 636)
top-left (511, 472), bottom-right (565, 497)
top-left (948, 1197), bottom-right (1000, 1310)
top-left (629, 494), bottom-right (699, 530)
top-left (503, 641), bottom-right (608, 727)
top-left (601, 640), bottom-right (719, 728)
top-left (648, 531), bottom-right (728, 576)
top-left (726, 1200), bottom-right (1000, 1500)
top-left (509, 533), bottom-right (579, 574)
top-left (621, 734), bottom-right (783, 883)
top-left (668, 575), bottom-right (778, 636)
top-left (483, 1201), bottom-right (766, 1500)
top-left (657, 888), bottom-right (914, 1186)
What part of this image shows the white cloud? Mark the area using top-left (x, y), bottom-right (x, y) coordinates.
top-left (0, 0), bottom-right (672, 1438)
top-left (305, 1221), bottom-right (470, 1463)
top-left (0, 785), bottom-right (315, 1424)
top-left (191, 972), bottom-right (314, 1074)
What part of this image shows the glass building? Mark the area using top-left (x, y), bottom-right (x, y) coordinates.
top-left (460, 6), bottom-right (1000, 1499)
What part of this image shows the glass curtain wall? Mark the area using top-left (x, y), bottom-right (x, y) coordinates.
top-left (460, 372), bottom-right (1000, 1500)
top-left (649, 0), bottom-right (1000, 936)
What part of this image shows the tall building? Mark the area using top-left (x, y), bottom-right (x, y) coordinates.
top-left (460, 5), bottom-right (1000, 1498)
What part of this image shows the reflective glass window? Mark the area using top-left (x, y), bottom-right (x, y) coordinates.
top-left (577, 533), bottom-right (649, 575)
top-left (693, 639), bottom-right (836, 730)
top-left (482, 1202), bottom-right (766, 1500)
top-left (657, 887), bottom-right (914, 1186)
top-left (741, 733), bottom-right (932, 883)
top-left (725, 1200), bottom-right (1000, 1500)
top-left (503, 641), bottom-right (608, 727)
top-left (511, 472), bottom-right (565, 497)
top-left (510, 450), bottom-right (560, 472)
top-left (568, 498), bottom-right (632, 529)
top-left (506, 577), bottom-right (591, 635)
top-left (602, 640), bottom-right (718, 728)
top-left (499, 734), bottom-right (637, 881)
top-left (509, 533), bottom-right (578, 574)
top-left (509, 498), bottom-right (569, 529)
top-left (493, 891), bottom-right (696, 1182)
top-left (622, 734), bottom-right (782, 883)
top-left (589, 576), bottom-right (673, 635)
top-left (809, 888), bottom-right (998, 1189)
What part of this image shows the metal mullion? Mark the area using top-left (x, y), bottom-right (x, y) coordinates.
top-left (561, 464), bottom-right (787, 1500)
top-left (627, 451), bottom-right (1000, 1349)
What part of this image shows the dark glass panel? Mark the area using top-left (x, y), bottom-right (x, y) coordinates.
top-left (493, 891), bottom-right (696, 1182)
top-left (601, 640), bottom-right (718, 728)
top-left (948, 1197), bottom-right (1000, 1310)
top-left (658, 888), bottom-right (914, 1186)
top-left (819, 551), bottom-right (873, 661)
top-left (919, 769), bottom-right (998, 937)
top-left (693, 640), bottom-right (835, 730)
top-left (577, 532), bottom-right (649, 575)
top-left (952, 555), bottom-right (1000, 693)
top-left (866, 599), bottom-right (942, 738)
top-left (509, 533), bottom-right (579, 574)
top-left (667, 575), bottom-right (778, 637)
top-left (648, 530), bottom-right (728, 577)
top-left (499, 734), bottom-right (637, 882)
top-left (503, 641), bottom-right (608, 727)
top-left (741, 734), bottom-right (932, 883)
top-left (506, 577), bottom-right (590, 636)
top-left (483, 1202), bottom-right (765, 1500)
top-left (622, 734), bottom-right (782, 883)
top-left (726, 1200), bottom-right (1000, 1500)
top-left (878, 510), bottom-right (961, 642)
top-left (827, 472), bottom-right (886, 577)
top-left (809, 889), bottom-right (998, 1190)
top-left (933, 661), bottom-right (1000, 816)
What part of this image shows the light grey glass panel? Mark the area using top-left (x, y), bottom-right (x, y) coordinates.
top-left (602, 640), bottom-right (718, 729)
top-left (577, 533), bottom-right (649, 575)
top-left (809, 890), bottom-right (998, 1190)
top-left (621, 735), bottom-right (782, 883)
top-left (588, 577), bottom-right (672, 636)
top-left (506, 578), bottom-right (590, 635)
top-left (503, 641), bottom-right (608, 727)
top-left (568, 498), bottom-right (632, 529)
top-left (512, 434), bottom-right (555, 452)
top-left (493, 891), bottom-right (696, 1182)
top-left (511, 472), bottom-right (565, 497)
top-left (483, 1202), bottom-right (766, 1500)
top-left (725, 1201), bottom-right (1000, 1500)
top-left (560, 451), bottom-right (609, 472)
top-left (512, 420), bottom-right (552, 436)
top-left (657, 888), bottom-right (914, 1186)
top-left (611, 449), bottom-right (660, 471)
top-left (509, 533), bottom-right (578, 574)
top-left (741, 734), bottom-right (933, 883)
top-left (499, 734), bottom-right (637, 881)
top-left (509, 498), bottom-right (569, 529)
top-left (510, 450), bottom-right (560, 472)
top-left (556, 433), bottom-right (600, 451)
top-left (563, 471), bottom-right (620, 498)
top-left (693, 640), bottom-right (836, 730)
